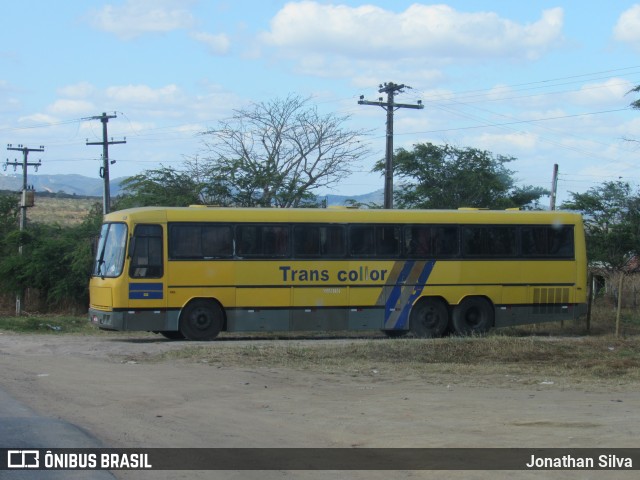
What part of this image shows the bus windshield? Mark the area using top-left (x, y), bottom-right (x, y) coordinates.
top-left (93, 223), bottom-right (128, 277)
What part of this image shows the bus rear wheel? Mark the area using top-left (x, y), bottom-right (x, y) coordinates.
top-left (159, 331), bottom-right (185, 340)
top-left (409, 297), bottom-right (449, 338)
top-left (452, 297), bottom-right (494, 335)
top-left (179, 299), bottom-right (224, 341)
top-left (383, 329), bottom-right (408, 338)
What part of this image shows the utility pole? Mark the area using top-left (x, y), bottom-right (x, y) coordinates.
top-left (359, 82), bottom-right (423, 209)
top-left (86, 112), bottom-right (126, 215)
top-left (550, 163), bottom-right (559, 210)
top-left (5, 144), bottom-right (44, 316)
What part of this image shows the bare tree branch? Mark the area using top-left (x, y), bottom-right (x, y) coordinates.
top-left (197, 95), bottom-right (370, 207)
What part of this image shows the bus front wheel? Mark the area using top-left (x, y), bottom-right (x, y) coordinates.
top-left (409, 297), bottom-right (449, 338)
top-left (179, 299), bottom-right (224, 341)
top-left (452, 297), bottom-right (494, 335)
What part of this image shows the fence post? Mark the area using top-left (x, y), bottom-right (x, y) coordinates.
top-left (615, 273), bottom-right (624, 338)
top-left (586, 272), bottom-right (593, 333)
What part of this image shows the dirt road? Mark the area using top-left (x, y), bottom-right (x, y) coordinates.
top-left (0, 332), bottom-right (638, 480)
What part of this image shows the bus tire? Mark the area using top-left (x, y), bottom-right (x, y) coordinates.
top-left (452, 297), bottom-right (494, 335)
top-left (409, 297), bottom-right (449, 338)
top-left (159, 331), bottom-right (185, 340)
top-left (179, 299), bottom-right (224, 341)
top-left (382, 329), bottom-right (408, 338)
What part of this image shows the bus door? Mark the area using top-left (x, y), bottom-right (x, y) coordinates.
top-left (127, 224), bottom-right (167, 330)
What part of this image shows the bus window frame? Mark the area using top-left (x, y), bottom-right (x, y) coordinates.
top-left (129, 224), bottom-right (164, 278)
top-left (168, 222), bottom-right (234, 261)
top-left (235, 223), bottom-right (291, 259)
top-left (404, 224), bottom-right (461, 258)
top-left (520, 225), bottom-right (575, 259)
top-left (293, 224), bottom-right (347, 259)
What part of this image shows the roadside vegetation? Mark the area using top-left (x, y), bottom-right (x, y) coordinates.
top-left (0, 314), bottom-right (99, 334)
top-left (150, 304), bottom-right (640, 383)
top-left (1, 304), bottom-right (637, 388)
top-left (156, 335), bottom-right (640, 387)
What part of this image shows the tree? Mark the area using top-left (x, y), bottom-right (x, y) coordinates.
top-left (115, 166), bottom-right (204, 209)
top-left (374, 143), bottom-right (547, 209)
top-left (0, 192), bottom-right (19, 242)
top-left (0, 202), bottom-right (103, 310)
top-left (562, 181), bottom-right (640, 270)
top-left (197, 94), bottom-right (370, 207)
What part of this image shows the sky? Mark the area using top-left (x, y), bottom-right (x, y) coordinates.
top-left (2, 0), bottom-right (640, 205)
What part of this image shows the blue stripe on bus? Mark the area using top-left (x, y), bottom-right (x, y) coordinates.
top-left (384, 260), bottom-right (416, 323)
top-left (129, 283), bottom-right (163, 300)
top-left (384, 260), bottom-right (436, 329)
top-left (394, 260), bottom-right (436, 330)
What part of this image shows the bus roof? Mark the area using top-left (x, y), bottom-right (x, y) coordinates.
top-left (103, 206), bottom-right (583, 226)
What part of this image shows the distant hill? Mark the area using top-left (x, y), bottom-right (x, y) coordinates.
top-left (0, 173), bottom-right (126, 197)
top-left (0, 173), bottom-right (383, 207)
top-left (320, 190), bottom-right (384, 207)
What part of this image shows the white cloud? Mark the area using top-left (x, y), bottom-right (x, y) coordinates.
top-left (89, 0), bottom-right (195, 40)
top-left (18, 113), bottom-right (59, 125)
top-left (474, 131), bottom-right (539, 151)
top-left (190, 31), bottom-right (231, 55)
top-left (105, 84), bottom-right (182, 104)
top-left (614, 4), bottom-right (640, 48)
top-left (569, 78), bottom-right (634, 107)
top-left (57, 82), bottom-right (96, 99)
top-left (262, 2), bottom-right (564, 62)
top-left (47, 99), bottom-right (95, 115)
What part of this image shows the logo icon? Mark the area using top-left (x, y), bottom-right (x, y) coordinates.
top-left (7, 450), bottom-right (40, 468)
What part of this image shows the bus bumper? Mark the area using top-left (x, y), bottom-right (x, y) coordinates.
top-left (89, 308), bottom-right (125, 331)
top-left (89, 308), bottom-right (178, 332)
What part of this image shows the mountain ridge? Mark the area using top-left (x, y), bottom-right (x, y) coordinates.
top-left (0, 173), bottom-right (383, 206)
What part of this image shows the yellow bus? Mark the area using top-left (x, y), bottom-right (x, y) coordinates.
top-left (88, 206), bottom-right (587, 340)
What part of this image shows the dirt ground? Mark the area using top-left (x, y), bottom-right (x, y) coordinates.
top-left (0, 331), bottom-right (638, 480)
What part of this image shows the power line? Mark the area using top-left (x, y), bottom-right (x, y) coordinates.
top-left (4, 143), bottom-right (44, 316)
top-left (85, 113), bottom-right (126, 215)
top-left (358, 82), bottom-right (424, 209)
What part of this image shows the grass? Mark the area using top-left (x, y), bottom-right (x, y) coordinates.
top-left (156, 334), bottom-right (640, 385)
top-left (1, 304), bottom-right (639, 387)
top-left (152, 306), bottom-right (640, 386)
top-left (0, 315), bottom-right (98, 334)
top-left (27, 195), bottom-right (98, 226)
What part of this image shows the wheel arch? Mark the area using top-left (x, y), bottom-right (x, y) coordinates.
top-left (412, 294), bottom-right (450, 309)
top-left (180, 296), bottom-right (228, 332)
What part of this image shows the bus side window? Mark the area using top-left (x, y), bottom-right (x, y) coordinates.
top-left (549, 226), bottom-right (574, 257)
top-left (488, 227), bottom-right (516, 256)
top-left (263, 226), bottom-right (289, 257)
top-left (376, 225), bottom-right (401, 256)
top-left (406, 226), bottom-right (432, 257)
top-left (435, 226), bottom-right (459, 256)
top-left (349, 226), bottom-right (375, 256)
top-left (294, 226), bottom-right (321, 257)
top-left (169, 225), bottom-right (202, 259)
top-left (237, 225), bottom-right (290, 257)
top-left (202, 225), bottom-right (233, 258)
top-left (521, 226), bottom-right (574, 258)
top-left (463, 226), bottom-right (516, 257)
top-left (321, 226), bottom-right (346, 257)
top-left (237, 225), bottom-right (259, 256)
top-left (129, 224), bottom-right (163, 278)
